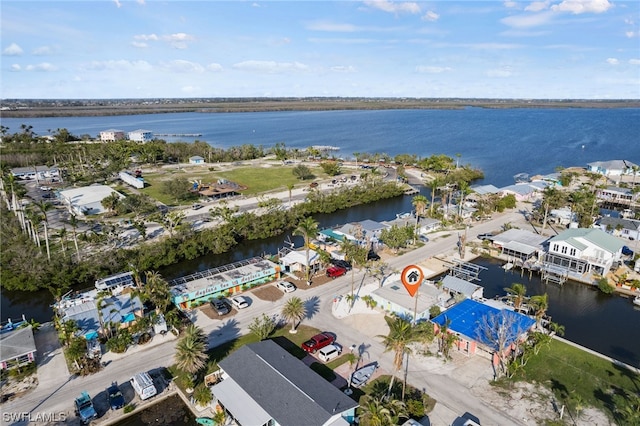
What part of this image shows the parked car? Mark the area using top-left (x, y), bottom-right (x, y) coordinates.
top-left (330, 259), bottom-right (352, 270)
top-left (326, 266), bottom-right (347, 278)
top-left (107, 382), bottom-right (125, 410)
top-left (276, 281), bottom-right (296, 293)
top-left (317, 344), bottom-right (342, 362)
top-left (131, 372), bottom-right (157, 400)
top-left (622, 246), bottom-right (634, 256)
top-left (210, 299), bottom-right (230, 316)
top-left (477, 233), bottom-right (494, 241)
top-left (419, 235), bottom-right (430, 243)
top-left (230, 295), bottom-right (249, 309)
top-left (74, 391), bottom-right (98, 424)
top-left (302, 332), bottom-right (335, 353)
top-left (192, 203), bottom-right (204, 210)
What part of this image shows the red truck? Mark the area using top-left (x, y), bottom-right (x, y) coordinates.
top-left (301, 332), bottom-right (335, 353)
top-left (326, 266), bottom-right (347, 278)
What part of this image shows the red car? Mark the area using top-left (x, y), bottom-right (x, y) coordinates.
top-left (326, 266), bottom-right (347, 278)
top-left (301, 333), bottom-right (335, 353)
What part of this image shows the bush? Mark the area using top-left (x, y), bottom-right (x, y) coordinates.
top-left (597, 278), bottom-right (615, 294)
top-left (123, 403), bottom-right (136, 414)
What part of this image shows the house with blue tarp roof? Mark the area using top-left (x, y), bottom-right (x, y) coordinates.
top-left (432, 299), bottom-right (535, 356)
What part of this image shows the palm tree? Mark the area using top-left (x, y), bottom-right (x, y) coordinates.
top-left (529, 293), bottom-right (549, 328)
top-left (504, 283), bottom-right (527, 310)
top-left (174, 324), bottom-right (208, 376)
top-left (281, 296), bottom-right (306, 333)
top-left (286, 182), bottom-right (295, 208)
top-left (293, 217), bottom-right (319, 285)
top-left (411, 195), bottom-right (428, 242)
top-left (68, 215), bottom-right (81, 261)
top-left (35, 200), bottom-right (53, 261)
top-left (56, 227), bottom-right (68, 257)
top-left (377, 316), bottom-right (420, 399)
top-left (428, 175), bottom-right (442, 216)
top-left (359, 396), bottom-right (393, 426)
top-left (548, 322), bottom-right (565, 337)
top-left (144, 271), bottom-right (172, 314)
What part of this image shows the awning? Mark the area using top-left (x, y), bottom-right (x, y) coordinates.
top-left (211, 378), bottom-right (272, 426)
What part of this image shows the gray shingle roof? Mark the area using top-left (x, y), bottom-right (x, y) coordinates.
top-left (0, 325), bottom-right (36, 362)
top-left (218, 340), bottom-right (358, 426)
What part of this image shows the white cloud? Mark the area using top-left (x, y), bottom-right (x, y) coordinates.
top-left (136, 0), bottom-right (145, 4)
top-left (232, 60), bottom-right (309, 73)
top-left (486, 67), bottom-right (513, 77)
top-left (330, 65), bottom-right (356, 72)
top-left (422, 11), bottom-right (440, 22)
top-left (113, 0), bottom-right (121, 8)
top-left (25, 63), bottom-right (57, 72)
top-left (307, 21), bottom-right (358, 32)
top-left (252, 3), bottom-right (260, 7)
top-left (606, 57), bottom-right (619, 65)
top-left (32, 46), bottom-right (55, 56)
top-left (416, 65), bottom-right (452, 73)
top-left (363, 0), bottom-right (421, 15)
top-left (525, 1), bottom-right (550, 12)
top-left (81, 60), bottom-right (153, 72)
top-left (207, 63), bottom-right (223, 72)
top-left (550, 0), bottom-right (613, 14)
top-left (629, 59), bottom-right (640, 65)
top-left (10, 64), bottom-right (21, 72)
top-left (504, 1), bottom-right (519, 9)
top-left (159, 60), bottom-right (205, 73)
top-left (162, 33), bottom-right (195, 49)
top-left (131, 41), bottom-right (148, 48)
top-left (501, 11), bottom-right (555, 28)
top-left (134, 34), bottom-right (159, 41)
top-left (626, 31), bottom-right (637, 38)
top-left (3, 43), bottom-right (24, 56)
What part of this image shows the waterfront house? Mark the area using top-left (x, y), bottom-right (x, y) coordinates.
top-left (169, 257), bottom-right (280, 310)
top-left (542, 228), bottom-right (625, 278)
top-left (587, 160), bottom-right (639, 180)
top-left (490, 229), bottom-right (549, 263)
top-left (279, 248), bottom-right (321, 276)
top-left (210, 340), bottom-right (358, 426)
top-left (431, 299), bottom-right (535, 357)
top-left (337, 219), bottom-right (388, 245)
top-left (99, 129), bottom-right (126, 142)
top-left (370, 275), bottom-right (446, 322)
top-left (59, 184), bottom-right (125, 216)
top-left (128, 129), bottom-right (153, 143)
top-left (594, 216), bottom-right (640, 241)
top-left (189, 155), bottom-right (205, 164)
top-left (0, 324), bottom-right (36, 370)
top-left (499, 181), bottom-right (549, 202)
top-left (595, 186), bottom-right (636, 208)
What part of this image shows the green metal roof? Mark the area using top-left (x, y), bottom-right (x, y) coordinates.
top-left (550, 228), bottom-right (624, 253)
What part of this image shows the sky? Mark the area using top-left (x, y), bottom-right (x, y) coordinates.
top-left (1, 0), bottom-right (639, 99)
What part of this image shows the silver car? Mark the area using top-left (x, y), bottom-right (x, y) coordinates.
top-left (276, 281), bottom-right (296, 293)
top-left (230, 295), bottom-right (249, 309)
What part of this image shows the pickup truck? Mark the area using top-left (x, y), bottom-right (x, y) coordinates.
top-left (74, 391), bottom-right (98, 424)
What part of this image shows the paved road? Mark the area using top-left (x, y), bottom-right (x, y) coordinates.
top-left (2, 205), bottom-right (529, 426)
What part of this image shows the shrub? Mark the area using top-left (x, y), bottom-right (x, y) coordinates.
top-left (597, 278), bottom-right (615, 294)
top-left (406, 398), bottom-right (425, 418)
top-left (123, 403), bottom-right (136, 414)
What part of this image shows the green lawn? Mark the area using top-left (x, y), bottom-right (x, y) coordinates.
top-left (139, 164), bottom-right (326, 205)
top-left (514, 339), bottom-right (639, 421)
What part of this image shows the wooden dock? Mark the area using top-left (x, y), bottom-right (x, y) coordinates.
top-left (404, 185), bottom-right (419, 195)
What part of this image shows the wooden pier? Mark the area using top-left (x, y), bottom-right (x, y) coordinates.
top-left (404, 185), bottom-right (419, 195)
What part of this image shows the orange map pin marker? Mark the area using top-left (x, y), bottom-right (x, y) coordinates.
top-left (401, 265), bottom-right (423, 297)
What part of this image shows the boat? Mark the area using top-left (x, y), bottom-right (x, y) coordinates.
top-left (350, 362), bottom-right (378, 388)
top-left (633, 295), bottom-right (640, 307)
top-left (196, 418), bottom-right (215, 426)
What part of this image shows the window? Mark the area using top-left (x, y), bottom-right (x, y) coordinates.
top-left (553, 244), bottom-right (559, 252)
top-left (561, 246), bottom-right (567, 254)
top-left (570, 248), bottom-right (576, 256)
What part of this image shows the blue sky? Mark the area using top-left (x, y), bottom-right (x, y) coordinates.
top-left (2, 0), bottom-right (639, 99)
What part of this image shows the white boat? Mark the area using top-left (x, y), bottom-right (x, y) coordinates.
top-left (633, 295), bottom-right (640, 307)
top-left (350, 362), bottom-right (378, 388)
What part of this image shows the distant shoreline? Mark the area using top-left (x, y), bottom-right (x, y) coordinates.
top-left (2, 97), bottom-right (639, 118)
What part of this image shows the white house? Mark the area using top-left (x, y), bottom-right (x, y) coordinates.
top-left (128, 129), bottom-right (153, 143)
top-left (99, 129), bottom-right (126, 142)
top-left (596, 186), bottom-right (635, 207)
top-left (543, 228), bottom-right (625, 277)
top-left (370, 275), bottom-right (447, 322)
top-left (587, 160), bottom-right (639, 178)
top-left (211, 340), bottom-right (358, 426)
top-left (11, 165), bottom-right (60, 182)
top-left (499, 181), bottom-right (549, 202)
top-left (279, 248), bottom-right (320, 275)
top-left (189, 155), bottom-right (205, 164)
top-left (58, 184), bottom-right (124, 216)
top-left (595, 217), bottom-right (640, 241)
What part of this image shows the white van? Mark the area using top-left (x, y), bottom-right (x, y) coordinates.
top-left (317, 344), bottom-right (342, 363)
top-left (131, 372), bottom-right (157, 400)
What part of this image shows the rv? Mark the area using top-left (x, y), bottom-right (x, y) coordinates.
top-left (131, 372), bottom-right (157, 400)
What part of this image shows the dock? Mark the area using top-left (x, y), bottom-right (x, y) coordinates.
top-left (404, 185), bottom-right (419, 195)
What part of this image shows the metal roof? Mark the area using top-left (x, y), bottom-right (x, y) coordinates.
top-left (441, 275), bottom-right (482, 297)
top-left (217, 340), bottom-right (358, 426)
top-left (550, 228), bottom-right (625, 254)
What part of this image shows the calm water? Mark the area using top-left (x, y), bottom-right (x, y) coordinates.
top-left (2, 108), bottom-right (640, 365)
top-left (2, 108), bottom-right (639, 187)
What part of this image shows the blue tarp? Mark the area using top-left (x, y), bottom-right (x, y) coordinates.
top-left (432, 299), bottom-right (535, 348)
top-left (320, 229), bottom-right (345, 241)
top-left (121, 313), bottom-right (135, 323)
